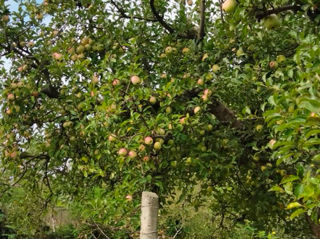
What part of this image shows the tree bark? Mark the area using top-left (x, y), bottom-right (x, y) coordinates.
top-left (306, 213), bottom-right (320, 239)
top-left (140, 191), bottom-right (159, 239)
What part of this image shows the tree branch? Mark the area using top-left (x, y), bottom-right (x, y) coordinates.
top-left (180, 89), bottom-right (243, 129)
top-left (149, 0), bottom-right (174, 34)
top-left (255, 5), bottom-right (301, 20)
top-left (110, 0), bottom-right (157, 22)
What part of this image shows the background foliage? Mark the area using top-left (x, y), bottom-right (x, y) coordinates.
top-left (0, 0), bottom-right (319, 238)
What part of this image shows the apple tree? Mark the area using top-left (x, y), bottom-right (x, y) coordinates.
top-left (0, 0), bottom-right (319, 237)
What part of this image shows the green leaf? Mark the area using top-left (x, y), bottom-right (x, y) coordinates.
top-left (290, 208), bottom-right (306, 220)
top-left (286, 202), bottom-right (302, 210)
top-left (311, 154), bottom-right (320, 162)
top-left (298, 99), bottom-right (320, 113)
top-left (280, 175), bottom-right (300, 184)
top-left (268, 185), bottom-right (284, 193)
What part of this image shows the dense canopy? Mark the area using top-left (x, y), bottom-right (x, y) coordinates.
top-left (0, 0), bottom-right (320, 238)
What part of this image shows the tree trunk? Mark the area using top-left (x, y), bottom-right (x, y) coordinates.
top-left (140, 191), bottom-right (159, 239)
top-left (307, 213), bottom-right (320, 239)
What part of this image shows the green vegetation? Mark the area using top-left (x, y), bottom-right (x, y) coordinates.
top-left (0, 0), bottom-right (319, 238)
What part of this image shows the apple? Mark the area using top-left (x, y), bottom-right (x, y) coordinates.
top-left (160, 53), bottom-right (166, 58)
top-left (203, 89), bottom-right (212, 96)
top-left (269, 61), bottom-right (278, 69)
top-left (52, 30), bottom-right (59, 36)
top-left (187, 0), bottom-right (193, 6)
top-left (143, 156), bottom-right (149, 162)
top-left (77, 53), bottom-right (84, 59)
top-left (68, 47), bottom-right (75, 54)
top-left (7, 94), bottom-right (14, 100)
top-left (182, 47), bottom-right (190, 54)
top-left (63, 121), bottom-right (72, 128)
top-left (149, 96), bottom-right (157, 104)
top-left (31, 91), bottom-right (39, 97)
top-left (202, 53), bottom-right (209, 61)
top-left (84, 44), bottom-right (91, 50)
top-left (92, 74), bottom-right (99, 84)
top-left (166, 107), bottom-right (172, 114)
top-left (27, 41), bottom-right (35, 47)
top-left (310, 112), bottom-right (318, 118)
top-left (112, 79), bottom-right (120, 86)
top-left (52, 52), bottom-right (63, 60)
top-left (81, 37), bottom-right (90, 45)
top-left (156, 138), bottom-right (164, 144)
top-left (139, 144), bottom-right (146, 151)
top-left (2, 15), bottom-right (9, 22)
top-left (263, 14), bottom-right (281, 30)
top-left (6, 109), bottom-right (12, 115)
top-left (222, 0), bottom-right (237, 12)
top-left (255, 124), bottom-right (263, 132)
top-left (206, 124), bottom-right (213, 131)
top-left (18, 65), bottom-right (27, 72)
top-left (154, 142), bottom-right (162, 150)
top-left (128, 150), bottom-right (137, 158)
top-left (144, 136), bottom-right (153, 145)
top-left (201, 94), bottom-right (208, 101)
top-left (36, 13), bottom-right (43, 20)
top-left (20, 41), bottom-right (26, 47)
top-left (194, 106), bottom-right (201, 114)
top-left (125, 194), bottom-right (133, 201)
top-left (179, 117), bottom-right (187, 125)
top-left (197, 78), bottom-right (204, 85)
top-left (76, 45), bottom-right (85, 54)
top-left (131, 75), bottom-right (141, 85)
top-left (276, 55), bottom-right (286, 63)
top-left (108, 134), bottom-right (116, 142)
top-left (165, 46), bottom-right (173, 54)
top-left (236, 47), bottom-right (244, 57)
top-left (212, 64), bottom-right (220, 73)
top-left (185, 157), bottom-right (192, 165)
top-left (268, 139), bottom-right (276, 149)
top-left (118, 148), bottom-right (128, 156)
top-left (157, 128), bottom-right (165, 135)
top-left (10, 151), bottom-right (17, 158)
top-left (71, 54), bottom-right (78, 61)
top-left (171, 161), bottom-right (177, 167)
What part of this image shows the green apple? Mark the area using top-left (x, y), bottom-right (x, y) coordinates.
top-left (154, 142), bottom-right (162, 150)
top-left (212, 64), bottom-right (220, 73)
top-left (276, 55), bottom-right (286, 63)
top-left (222, 0), bottom-right (237, 12)
top-left (263, 14), bottom-right (281, 30)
